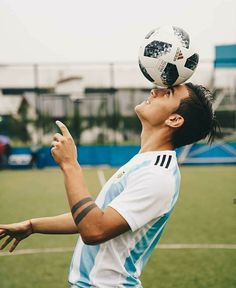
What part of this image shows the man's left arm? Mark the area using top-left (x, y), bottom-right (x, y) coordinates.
top-left (51, 121), bottom-right (130, 245)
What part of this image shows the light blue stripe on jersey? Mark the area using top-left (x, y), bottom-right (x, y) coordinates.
top-left (140, 165), bottom-right (180, 270)
top-left (140, 165), bottom-right (180, 269)
top-left (101, 160), bottom-right (151, 209)
top-left (139, 214), bottom-right (169, 269)
top-left (123, 165), bottom-right (181, 287)
top-left (75, 160), bottom-right (151, 286)
top-left (123, 213), bottom-right (169, 287)
top-left (75, 244), bottom-right (100, 288)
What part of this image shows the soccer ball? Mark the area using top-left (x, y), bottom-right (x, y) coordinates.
top-left (138, 25), bottom-right (199, 87)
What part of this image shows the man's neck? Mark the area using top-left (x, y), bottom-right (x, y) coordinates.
top-left (139, 126), bottom-right (174, 154)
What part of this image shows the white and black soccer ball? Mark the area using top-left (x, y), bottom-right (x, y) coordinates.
top-left (138, 25), bottom-right (199, 87)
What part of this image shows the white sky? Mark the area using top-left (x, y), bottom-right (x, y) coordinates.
top-left (0, 0), bottom-right (235, 63)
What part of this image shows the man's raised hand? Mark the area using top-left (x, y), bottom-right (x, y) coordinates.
top-left (51, 121), bottom-right (78, 169)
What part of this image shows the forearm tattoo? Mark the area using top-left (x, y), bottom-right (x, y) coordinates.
top-left (71, 197), bottom-right (93, 215)
top-left (74, 203), bottom-right (97, 226)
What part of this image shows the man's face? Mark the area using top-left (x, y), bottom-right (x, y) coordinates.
top-left (135, 84), bottom-right (190, 127)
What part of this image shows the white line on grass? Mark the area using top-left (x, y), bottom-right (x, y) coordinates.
top-left (155, 244), bottom-right (236, 249)
top-left (1, 244), bottom-right (236, 257)
top-left (97, 169), bottom-right (106, 187)
top-left (0, 247), bottom-right (74, 257)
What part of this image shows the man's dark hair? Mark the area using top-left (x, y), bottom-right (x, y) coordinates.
top-left (171, 82), bottom-right (220, 148)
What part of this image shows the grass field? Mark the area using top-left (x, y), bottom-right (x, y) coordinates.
top-left (0, 166), bottom-right (236, 288)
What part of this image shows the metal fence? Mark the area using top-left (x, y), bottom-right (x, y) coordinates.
top-left (0, 61), bottom-right (235, 146)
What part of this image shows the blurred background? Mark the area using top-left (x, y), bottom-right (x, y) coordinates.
top-left (0, 0), bottom-right (235, 168)
top-left (0, 1), bottom-right (235, 288)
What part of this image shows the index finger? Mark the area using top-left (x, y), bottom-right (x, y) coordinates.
top-left (55, 121), bottom-right (71, 137)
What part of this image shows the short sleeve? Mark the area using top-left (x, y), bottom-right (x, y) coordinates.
top-left (108, 167), bottom-right (175, 232)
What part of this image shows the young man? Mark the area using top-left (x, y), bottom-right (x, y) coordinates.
top-left (0, 83), bottom-right (218, 287)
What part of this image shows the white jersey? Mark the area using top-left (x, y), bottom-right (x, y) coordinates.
top-left (69, 150), bottom-right (180, 288)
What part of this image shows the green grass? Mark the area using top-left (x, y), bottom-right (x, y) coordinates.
top-left (0, 166), bottom-right (236, 288)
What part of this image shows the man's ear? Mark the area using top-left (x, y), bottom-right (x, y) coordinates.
top-left (165, 113), bottom-right (184, 128)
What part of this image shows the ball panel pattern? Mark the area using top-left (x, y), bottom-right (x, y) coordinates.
top-left (138, 26), bottom-right (198, 87)
top-left (139, 60), bottom-right (155, 82)
top-left (144, 41), bottom-right (172, 59)
top-left (184, 53), bottom-right (199, 71)
top-left (160, 63), bottom-right (179, 86)
top-left (173, 26), bottom-right (190, 49)
top-left (145, 29), bottom-right (157, 39)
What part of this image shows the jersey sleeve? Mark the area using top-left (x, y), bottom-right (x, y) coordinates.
top-left (108, 167), bottom-right (175, 232)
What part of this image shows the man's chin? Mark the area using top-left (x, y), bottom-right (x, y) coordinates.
top-left (135, 101), bottom-right (144, 110)
top-left (134, 103), bottom-right (145, 120)
top-left (134, 103), bottom-right (141, 114)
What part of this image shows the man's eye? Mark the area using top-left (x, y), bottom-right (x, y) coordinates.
top-left (167, 87), bottom-right (174, 96)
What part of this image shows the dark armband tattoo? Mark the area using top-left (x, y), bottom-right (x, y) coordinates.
top-left (71, 197), bottom-right (93, 215)
top-left (74, 203), bottom-right (97, 226)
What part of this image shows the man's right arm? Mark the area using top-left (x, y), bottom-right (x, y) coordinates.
top-left (0, 213), bottom-right (78, 252)
top-left (31, 213), bottom-right (78, 234)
